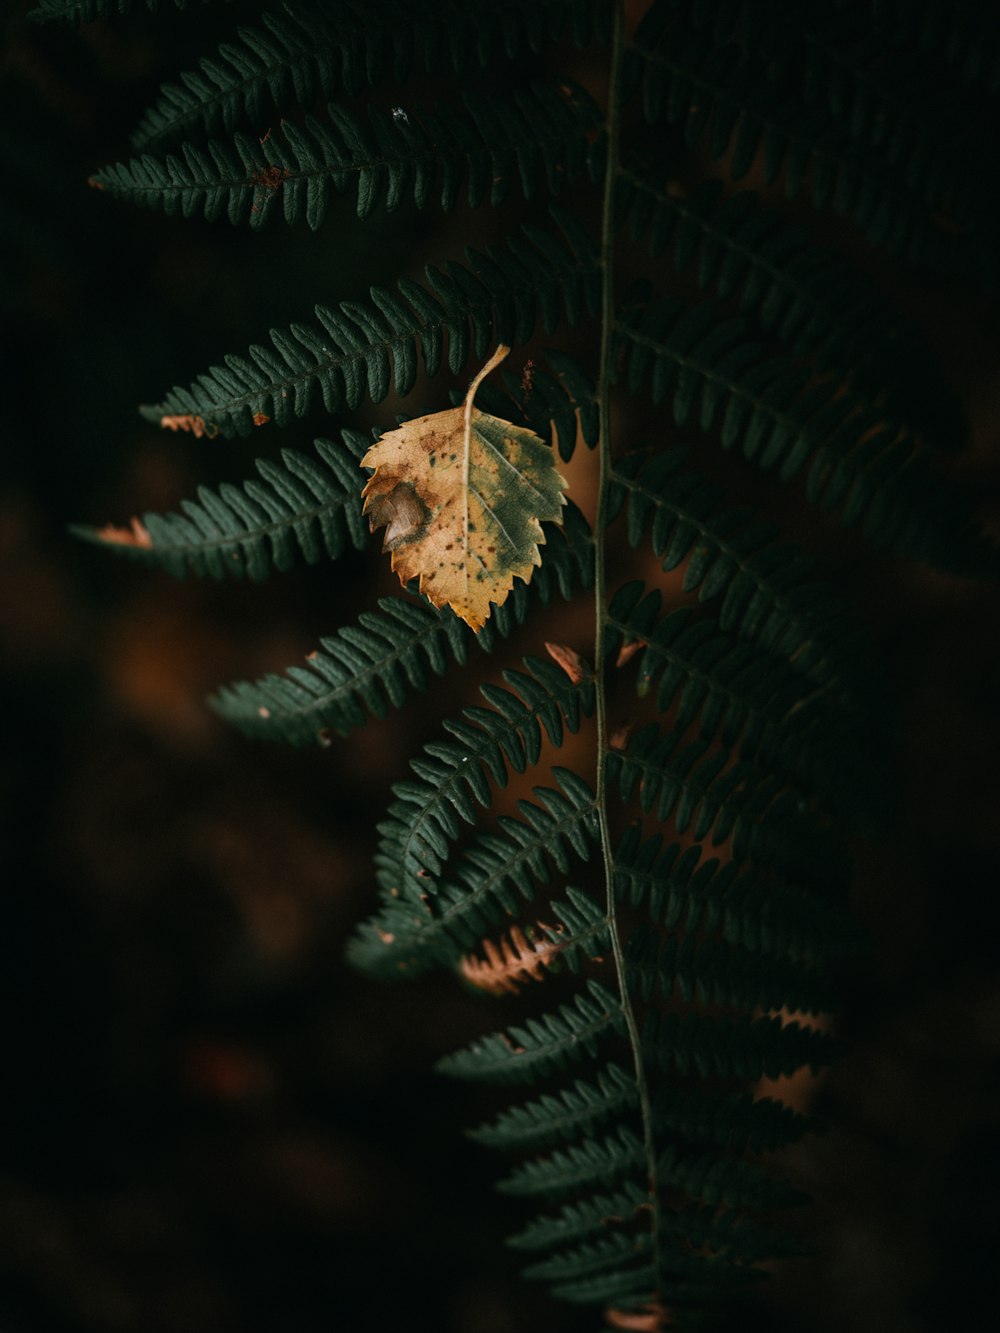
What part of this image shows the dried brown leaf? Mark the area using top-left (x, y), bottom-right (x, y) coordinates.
top-left (361, 346), bottom-right (567, 631)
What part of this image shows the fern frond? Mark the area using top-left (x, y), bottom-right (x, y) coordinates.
top-left (606, 450), bottom-right (875, 702)
top-left (867, 0), bottom-right (1000, 93)
top-left (95, 83), bottom-right (603, 230)
top-left (215, 597), bottom-right (467, 746)
top-left (459, 346), bottom-right (600, 462)
top-left (437, 979), bottom-right (625, 1084)
top-left (350, 768), bottom-right (597, 978)
top-left (468, 1064), bottom-right (638, 1151)
top-left (520, 1232), bottom-right (651, 1285)
top-left (641, 1011), bottom-right (840, 1082)
top-left (516, 1191), bottom-right (800, 1264)
top-left (132, 0), bottom-right (612, 151)
top-left (612, 825), bottom-right (856, 966)
top-left (212, 502), bottom-right (594, 745)
top-left (30, 0), bottom-right (213, 19)
top-left (547, 1261), bottom-right (658, 1308)
top-left (460, 887), bottom-right (609, 994)
top-left (507, 1182), bottom-right (648, 1251)
top-left (73, 433), bottom-right (366, 580)
top-left (615, 175), bottom-right (967, 452)
top-left (459, 922), bottom-right (562, 995)
top-left (627, 924), bottom-right (836, 1015)
top-left (625, 8), bottom-right (976, 270)
top-left (652, 1085), bottom-right (816, 1155)
top-left (615, 297), bottom-right (990, 573)
top-left (605, 580), bottom-right (852, 799)
top-left (372, 658), bottom-right (594, 901)
top-left (143, 213), bottom-right (599, 436)
top-left (608, 722), bottom-right (791, 858)
top-left (499, 1125), bottom-right (644, 1198)
top-left (653, 1142), bottom-right (806, 1212)
top-left (655, 0), bottom-right (980, 181)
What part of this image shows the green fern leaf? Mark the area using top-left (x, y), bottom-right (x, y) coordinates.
top-left (615, 297), bottom-right (991, 573)
top-left (94, 83), bottom-right (603, 230)
top-left (507, 1182), bottom-right (648, 1251)
top-left (612, 825), bottom-right (856, 967)
top-left (142, 213), bottom-right (599, 437)
top-left (213, 597), bottom-right (468, 747)
top-left (606, 450), bottom-right (879, 704)
top-left (436, 980), bottom-right (625, 1084)
top-left (608, 722), bottom-right (792, 857)
top-left (212, 501), bottom-right (593, 745)
top-left (373, 658), bottom-right (594, 901)
top-left (652, 1085), bottom-right (817, 1155)
top-left (605, 580), bottom-right (861, 805)
top-left (627, 923), bottom-right (837, 1015)
top-left (625, 6), bottom-right (978, 272)
top-left (616, 175), bottom-right (968, 452)
top-left (131, 0), bottom-right (612, 150)
top-left (351, 767), bottom-right (596, 978)
top-left (499, 1126), bottom-right (645, 1198)
top-left (30, 0), bottom-right (218, 19)
top-left (73, 433), bottom-right (366, 579)
top-left (468, 1064), bottom-right (638, 1152)
top-left (641, 1011), bottom-right (841, 1082)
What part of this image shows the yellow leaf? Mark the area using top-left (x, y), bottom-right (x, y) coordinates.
top-left (361, 346), bottom-right (568, 631)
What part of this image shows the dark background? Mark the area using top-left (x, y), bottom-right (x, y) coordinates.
top-left (1, 4), bottom-right (999, 1331)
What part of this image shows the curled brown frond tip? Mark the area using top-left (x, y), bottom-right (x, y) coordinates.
top-left (545, 641), bottom-right (589, 683)
top-left (95, 517), bottom-right (152, 548)
top-left (459, 922), bottom-right (562, 995)
top-left (160, 413), bottom-right (219, 439)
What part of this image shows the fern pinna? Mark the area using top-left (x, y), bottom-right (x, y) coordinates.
top-left (62, 0), bottom-right (997, 1326)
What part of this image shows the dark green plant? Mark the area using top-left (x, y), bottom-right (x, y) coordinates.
top-left (53, 0), bottom-right (998, 1326)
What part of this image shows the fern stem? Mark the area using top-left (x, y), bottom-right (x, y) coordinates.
top-left (593, 0), bottom-right (663, 1296)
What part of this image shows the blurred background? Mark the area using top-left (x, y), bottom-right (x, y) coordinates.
top-left (1, 3), bottom-right (999, 1331)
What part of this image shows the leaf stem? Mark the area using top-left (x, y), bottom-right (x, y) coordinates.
top-left (593, 0), bottom-right (663, 1296)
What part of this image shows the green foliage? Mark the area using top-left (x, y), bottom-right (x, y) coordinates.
top-left (141, 212), bottom-right (599, 436)
top-left (30, 0), bottom-right (221, 19)
top-left (131, 0), bottom-right (612, 150)
top-left (93, 82), bottom-right (603, 229)
top-left (615, 176), bottom-right (968, 452)
top-left (73, 432), bottom-right (368, 579)
top-left (210, 500), bottom-right (594, 745)
top-left (69, 0), bottom-right (998, 1326)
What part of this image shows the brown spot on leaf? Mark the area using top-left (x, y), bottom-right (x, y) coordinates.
top-left (252, 411), bottom-right (270, 427)
top-left (365, 479), bottom-right (431, 551)
top-left (250, 165), bottom-right (292, 191)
